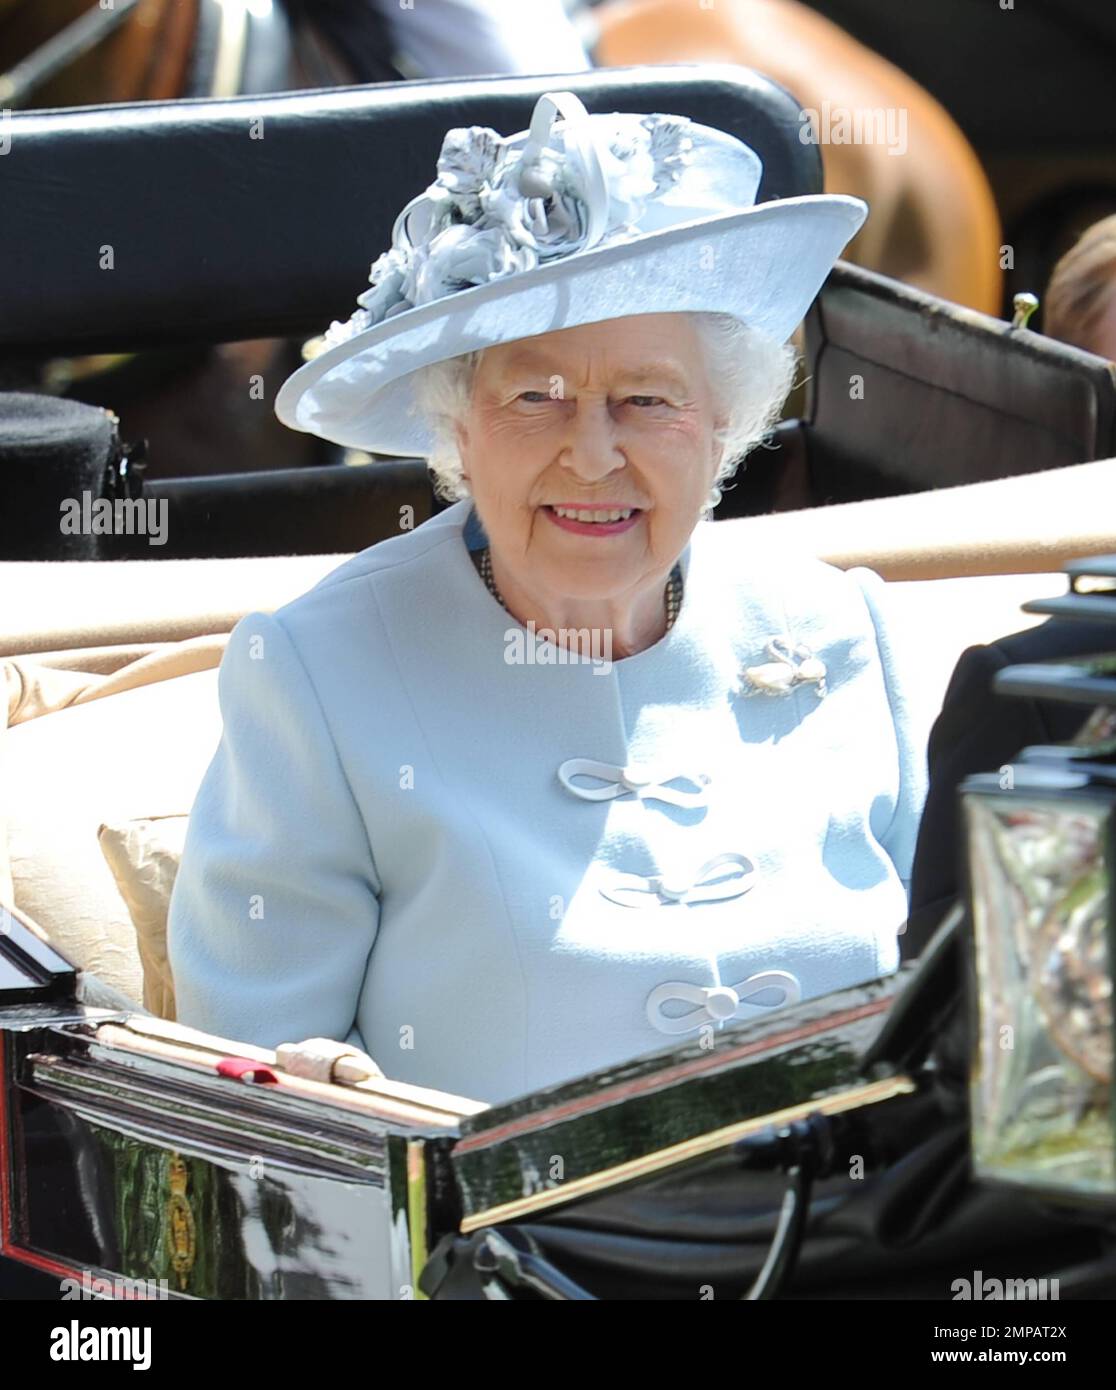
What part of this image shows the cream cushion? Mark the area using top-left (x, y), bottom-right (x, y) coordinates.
top-left (0, 554), bottom-right (347, 659)
top-left (3, 668), bottom-right (220, 1002)
top-left (729, 460), bottom-right (1116, 580)
top-left (97, 815), bottom-right (187, 1019)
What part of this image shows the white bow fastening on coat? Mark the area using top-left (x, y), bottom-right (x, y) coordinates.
top-left (598, 851), bottom-right (757, 907)
top-left (558, 758), bottom-right (711, 809)
top-left (646, 971), bottom-right (802, 1034)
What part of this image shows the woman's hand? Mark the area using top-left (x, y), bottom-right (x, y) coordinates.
top-left (275, 1036), bottom-right (384, 1086)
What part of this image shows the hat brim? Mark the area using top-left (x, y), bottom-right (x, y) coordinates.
top-left (274, 193), bottom-right (867, 456)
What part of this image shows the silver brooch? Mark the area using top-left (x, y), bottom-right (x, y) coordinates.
top-left (741, 637), bottom-right (827, 699)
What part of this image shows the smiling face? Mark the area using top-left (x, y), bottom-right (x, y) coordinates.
top-left (456, 313), bottom-right (723, 609)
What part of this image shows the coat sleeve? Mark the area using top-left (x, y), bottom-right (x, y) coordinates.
top-left (844, 566), bottom-right (930, 899)
top-left (167, 609), bottom-right (381, 1053)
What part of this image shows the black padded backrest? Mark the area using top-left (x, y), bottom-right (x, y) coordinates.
top-left (801, 261), bottom-right (1116, 505)
top-left (0, 65), bottom-right (820, 359)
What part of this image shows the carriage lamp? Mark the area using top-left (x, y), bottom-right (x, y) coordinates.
top-left (963, 556), bottom-right (1116, 1201)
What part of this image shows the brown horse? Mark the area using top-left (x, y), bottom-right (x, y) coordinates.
top-left (0, 0), bottom-right (200, 109)
top-left (0, 0), bottom-right (356, 478)
top-left (593, 0), bottom-right (1003, 315)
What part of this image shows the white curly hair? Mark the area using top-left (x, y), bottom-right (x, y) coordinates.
top-left (409, 312), bottom-right (798, 509)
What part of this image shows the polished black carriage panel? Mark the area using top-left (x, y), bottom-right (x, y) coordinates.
top-left (0, 906), bottom-right (463, 1300)
top-left (1, 1017), bottom-right (468, 1299)
top-left (4, 907), bottom-right (1112, 1299)
top-left (2, 1021), bottom-right (445, 1299)
top-left (0, 908), bottom-right (75, 1004)
top-left (422, 926), bottom-right (1111, 1300)
top-left (450, 977), bottom-right (901, 1224)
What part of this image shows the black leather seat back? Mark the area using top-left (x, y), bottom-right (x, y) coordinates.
top-left (0, 66), bottom-right (821, 359)
top-left (803, 262), bottom-right (1116, 505)
top-left (713, 260), bottom-right (1116, 521)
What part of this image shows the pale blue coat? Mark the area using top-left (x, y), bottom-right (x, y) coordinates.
top-left (167, 501), bottom-right (927, 1105)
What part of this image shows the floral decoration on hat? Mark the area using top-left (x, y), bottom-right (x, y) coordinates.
top-left (320, 101), bottom-right (696, 352)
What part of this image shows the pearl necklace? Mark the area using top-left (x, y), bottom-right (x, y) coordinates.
top-left (477, 547), bottom-right (684, 632)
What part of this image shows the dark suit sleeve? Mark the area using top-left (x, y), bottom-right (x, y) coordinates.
top-left (903, 641), bottom-right (1047, 959)
top-left (903, 616), bottom-right (1116, 960)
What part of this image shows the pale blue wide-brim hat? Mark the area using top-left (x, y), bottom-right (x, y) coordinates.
top-left (275, 91), bottom-right (868, 457)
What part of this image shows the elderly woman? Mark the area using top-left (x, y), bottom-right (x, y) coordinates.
top-left (167, 93), bottom-right (926, 1105)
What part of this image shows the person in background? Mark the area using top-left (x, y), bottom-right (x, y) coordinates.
top-left (1043, 214), bottom-right (1116, 360)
